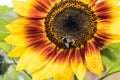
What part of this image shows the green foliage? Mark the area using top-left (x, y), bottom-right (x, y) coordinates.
top-left (84, 76), bottom-right (89, 80)
top-left (100, 43), bottom-right (120, 79)
top-left (0, 6), bottom-right (31, 80)
top-left (0, 65), bottom-right (31, 80)
top-left (0, 6), bottom-right (12, 12)
top-left (0, 6), bottom-right (19, 41)
top-left (0, 6), bottom-right (19, 52)
top-left (0, 42), bottom-right (14, 52)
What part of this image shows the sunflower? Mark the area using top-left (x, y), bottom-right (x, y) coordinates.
top-left (5, 0), bottom-right (120, 80)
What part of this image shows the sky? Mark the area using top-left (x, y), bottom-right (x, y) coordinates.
top-left (0, 0), bottom-right (13, 7)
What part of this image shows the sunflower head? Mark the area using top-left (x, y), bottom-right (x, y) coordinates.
top-left (5, 0), bottom-right (120, 80)
top-left (45, 0), bottom-right (97, 49)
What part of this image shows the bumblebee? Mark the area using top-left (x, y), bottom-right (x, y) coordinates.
top-left (63, 38), bottom-right (75, 48)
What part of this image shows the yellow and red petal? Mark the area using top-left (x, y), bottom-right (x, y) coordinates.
top-left (32, 49), bottom-right (73, 80)
top-left (53, 49), bottom-right (74, 80)
top-left (5, 18), bottom-right (45, 46)
top-left (16, 41), bottom-right (57, 73)
top-left (92, 0), bottom-right (120, 46)
top-left (93, 0), bottom-right (120, 24)
top-left (6, 18), bottom-right (45, 33)
top-left (12, 0), bottom-right (56, 18)
top-left (70, 48), bottom-right (86, 80)
top-left (31, 49), bottom-right (63, 80)
top-left (84, 40), bottom-right (104, 76)
top-left (94, 27), bottom-right (120, 47)
top-left (93, 1), bottom-right (112, 24)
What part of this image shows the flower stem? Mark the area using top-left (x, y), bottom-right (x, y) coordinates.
top-left (99, 71), bottom-right (120, 80)
top-left (12, 58), bottom-right (32, 79)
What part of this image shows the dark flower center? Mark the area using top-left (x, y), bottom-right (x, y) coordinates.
top-left (45, 1), bottom-right (97, 49)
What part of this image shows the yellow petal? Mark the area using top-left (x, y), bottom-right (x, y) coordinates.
top-left (12, 0), bottom-right (55, 18)
top-left (16, 49), bottom-right (48, 72)
top-left (12, 0), bottom-right (46, 18)
top-left (8, 46), bottom-right (26, 57)
top-left (56, 0), bottom-right (61, 3)
top-left (78, 0), bottom-right (97, 7)
top-left (84, 40), bottom-right (104, 76)
top-left (106, 0), bottom-right (120, 5)
top-left (54, 63), bottom-right (74, 80)
top-left (6, 18), bottom-right (44, 33)
top-left (32, 59), bottom-right (56, 80)
top-left (6, 18), bottom-right (27, 33)
top-left (5, 33), bottom-right (26, 46)
top-left (70, 48), bottom-right (86, 80)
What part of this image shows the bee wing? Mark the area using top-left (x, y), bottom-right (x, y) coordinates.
top-left (66, 38), bottom-right (72, 43)
top-left (64, 42), bottom-right (70, 48)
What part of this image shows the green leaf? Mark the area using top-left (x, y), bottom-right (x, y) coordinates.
top-left (0, 6), bottom-right (19, 52)
top-left (0, 6), bottom-right (19, 42)
top-left (0, 42), bottom-right (14, 52)
top-left (0, 6), bottom-right (12, 12)
top-left (100, 43), bottom-right (120, 79)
